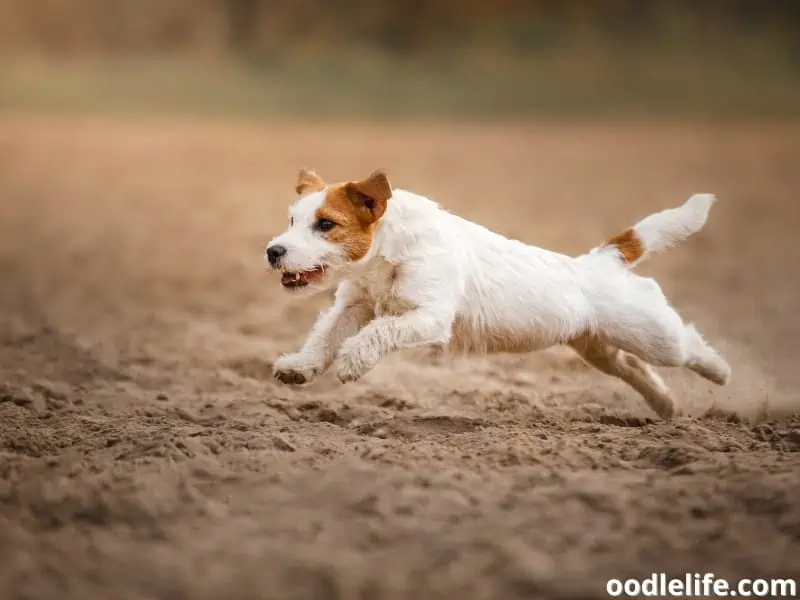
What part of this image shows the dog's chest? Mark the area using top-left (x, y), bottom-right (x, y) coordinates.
top-left (357, 263), bottom-right (410, 316)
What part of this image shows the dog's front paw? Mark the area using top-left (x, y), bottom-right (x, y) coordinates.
top-left (335, 339), bottom-right (378, 384)
top-left (273, 353), bottom-right (324, 385)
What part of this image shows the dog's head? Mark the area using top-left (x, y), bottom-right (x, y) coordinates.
top-left (265, 168), bottom-right (392, 292)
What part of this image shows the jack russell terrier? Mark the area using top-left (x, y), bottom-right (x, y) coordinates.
top-left (265, 169), bottom-right (730, 419)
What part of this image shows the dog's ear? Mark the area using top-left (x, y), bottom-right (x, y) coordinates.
top-left (345, 170), bottom-right (391, 225)
top-left (296, 168), bottom-right (326, 195)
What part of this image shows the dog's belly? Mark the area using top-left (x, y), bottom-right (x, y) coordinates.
top-left (448, 315), bottom-right (570, 354)
top-left (447, 278), bottom-right (595, 354)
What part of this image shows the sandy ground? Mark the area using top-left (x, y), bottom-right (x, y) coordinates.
top-left (0, 116), bottom-right (799, 600)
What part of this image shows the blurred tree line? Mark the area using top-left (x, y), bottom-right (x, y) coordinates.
top-left (1, 0), bottom-right (798, 60)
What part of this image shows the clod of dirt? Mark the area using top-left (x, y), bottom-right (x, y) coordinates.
top-left (271, 434), bottom-right (296, 452)
top-left (636, 443), bottom-right (703, 470)
top-left (0, 383), bottom-right (33, 406)
top-left (789, 429), bottom-right (800, 444)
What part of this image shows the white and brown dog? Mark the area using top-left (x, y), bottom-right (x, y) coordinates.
top-left (265, 169), bottom-right (730, 419)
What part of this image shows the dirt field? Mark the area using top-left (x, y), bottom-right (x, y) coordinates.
top-left (0, 116), bottom-right (799, 600)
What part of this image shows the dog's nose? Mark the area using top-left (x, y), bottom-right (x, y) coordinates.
top-left (266, 244), bottom-right (287, 267)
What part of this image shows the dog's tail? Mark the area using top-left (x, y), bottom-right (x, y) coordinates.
top-left (595, 193), bottom-right (717, 268)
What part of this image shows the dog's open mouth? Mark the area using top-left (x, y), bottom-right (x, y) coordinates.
top-left (281, 266), bottom-right (326, 289)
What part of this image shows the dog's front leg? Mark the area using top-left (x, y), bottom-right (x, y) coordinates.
top-left (335, 308), bottom-right (453, 383)
top-left (274, 284), bottom-right (372, 385)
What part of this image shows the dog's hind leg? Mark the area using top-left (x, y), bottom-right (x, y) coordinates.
top-left (598, 290), bottom-right (731, 387)
top-left (571, 336), bottom-right (677, 419)
top-left (606, 316), bottom-right (731, 387)
top-left (682, 324), bottom-right (731, 385)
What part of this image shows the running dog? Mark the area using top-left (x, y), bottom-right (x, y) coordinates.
top-left (265, 168), bottom-right (730, 419)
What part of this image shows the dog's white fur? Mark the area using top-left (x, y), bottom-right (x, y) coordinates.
top-left (266, 174), bottom-right (730, 419)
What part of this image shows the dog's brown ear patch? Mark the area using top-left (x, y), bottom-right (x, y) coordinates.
top-left (296, 168), bottom-right (326, 196)
top-left (315, 170), bottom-right (392, 262)
top-left (345, 170), bottom-right (391, 225)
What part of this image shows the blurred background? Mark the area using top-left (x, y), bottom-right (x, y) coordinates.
top-left (1, 0), bottom-right (799, 119)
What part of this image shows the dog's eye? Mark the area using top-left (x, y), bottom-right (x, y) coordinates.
top-left (289, 216), bottom-right (294, 226)
top-left (314, 219), bottom-right (336, 232)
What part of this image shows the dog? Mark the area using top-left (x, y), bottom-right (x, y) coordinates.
top-left (264, 168), bottom-right (730, 419)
